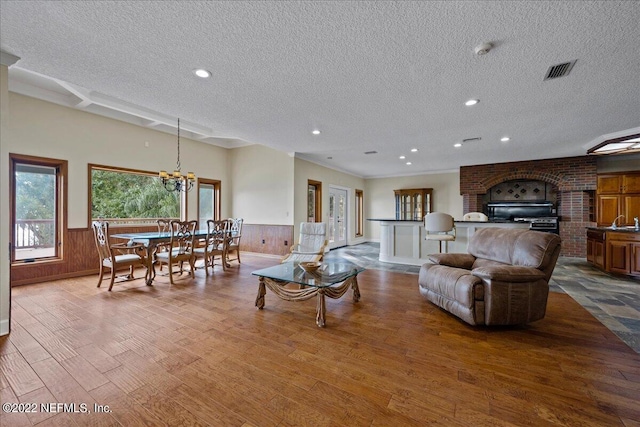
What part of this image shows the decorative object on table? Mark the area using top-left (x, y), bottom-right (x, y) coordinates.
top-left (299, 261), bottom-right (321, 273)
top-left (424, 212), bottom-right (456, 253)
top-left (159, 118), bottom-right (196, 192)
top-left (419, 227), bottom-right (561, 326)
top-left (282, 222), bottom-right (328, 263)
top-left (91, 220), bottom-right (149, 291)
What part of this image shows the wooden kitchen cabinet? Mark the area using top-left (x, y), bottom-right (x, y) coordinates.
top-left (623, 174), bottom-right (640, 193)
top-left (606, 232), bottom-right (640, 277)
top-left (586, 229), bottom-right (606, 269)
top-left (394, 188), bottom-right (432, 221)
top-left (596, 171), bottom-right (640, 226)
top-left (597, 175), bottom-right (623, 194)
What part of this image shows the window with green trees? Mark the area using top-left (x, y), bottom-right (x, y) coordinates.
top-left (90, 165), bottom-right (181, 224)
top-left (11, 153), bottom-right (66, 262)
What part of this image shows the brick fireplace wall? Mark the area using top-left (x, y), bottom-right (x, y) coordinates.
top-left (460, 156), bottom-right (598, 257)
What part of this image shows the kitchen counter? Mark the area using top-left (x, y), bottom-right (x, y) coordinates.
top-left (371, 219), bottom-right (530, 265)
top-left (586, 226), bottom-right (640, 233)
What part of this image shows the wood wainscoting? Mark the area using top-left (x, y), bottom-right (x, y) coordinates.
top-left (241, 224), bottom-right (294, 258)
top-left (11, 223), bottom-right (294, 286)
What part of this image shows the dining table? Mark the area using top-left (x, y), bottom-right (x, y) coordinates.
top-left (111, 229), bottom-right (210, 285)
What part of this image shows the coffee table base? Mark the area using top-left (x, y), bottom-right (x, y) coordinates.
top-left (255, 275), bottom-right (360, 327)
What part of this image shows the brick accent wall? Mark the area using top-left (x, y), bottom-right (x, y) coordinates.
top-left (460, 156), bottom-right (598, 257)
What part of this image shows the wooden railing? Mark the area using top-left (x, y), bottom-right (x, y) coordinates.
top-left (92, 217), bottom-right (179, 226)
top-left (14, 219), bottom-right (54, 249)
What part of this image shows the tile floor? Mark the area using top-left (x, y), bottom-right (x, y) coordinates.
top-left (325, 242), bottom-right (640, 353)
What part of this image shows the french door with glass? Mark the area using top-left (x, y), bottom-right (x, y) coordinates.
top-left (328, 187), bottom-right (348, 249)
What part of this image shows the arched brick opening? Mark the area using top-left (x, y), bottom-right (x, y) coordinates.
top-left (459, 156), bottom-right (598, 257)
top-left (479, 171), bottom-right (567, 194)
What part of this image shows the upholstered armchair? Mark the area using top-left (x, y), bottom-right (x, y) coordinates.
top-left (282, 222), bottom-right (328, 263)
top-left (418, 227), bottom-right (561, 326)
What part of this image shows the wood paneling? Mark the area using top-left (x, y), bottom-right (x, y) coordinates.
top-left (2, 256), bottom-right (639, 426)
top-left (11, 225), bottom-right (156, 286)
top-left (11, 224), bottom-right (294, 285)
top-left (241, 224), bottom-right (294, 257)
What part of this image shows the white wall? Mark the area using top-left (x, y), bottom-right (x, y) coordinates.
top-left (293, 158), bottom-right (366, 244)
top-left (229, 145), bottom-right (294, 225)
top-left (1, 65), bottom-right (10, 335)
top-left (365, 171), bottom-right (463, 240)
top-left (6, 93), bottom-right (231, 227)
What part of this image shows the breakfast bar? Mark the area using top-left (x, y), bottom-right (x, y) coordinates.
top-left (370, 219), bottom-right (530, 266)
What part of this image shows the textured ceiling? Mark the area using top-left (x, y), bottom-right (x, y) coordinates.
top-left (1, 1), bottom-right (639, 178)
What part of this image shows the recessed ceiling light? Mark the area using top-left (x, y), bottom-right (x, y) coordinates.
top-left (454, 143), bottom-right (462, 148)
top-left (399, 155), bottom-right (406, 159)
top-left (406, 162), bottom-right (412, 165)
top-left (193, 69), bottom-right (211, 78)
top-left (410, 148), bottom-right (418, 152)
top-left (465, 99), bottom-right (479, 106)
top-left (312, 129), bottom-right (321, 135)
top-left (501, 137), bottom-right (510, 142)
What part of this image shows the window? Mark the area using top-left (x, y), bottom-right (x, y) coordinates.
top-left (198, 178), bottom-right (221, 224)
top-left (355, 189), bottom-right (364, 237)
top-left (89, 164), bottom-right (182, 225)
top-left (10, 153), bottom-right (67, 262)
top-left (308, 180), bottom-right (322, 222)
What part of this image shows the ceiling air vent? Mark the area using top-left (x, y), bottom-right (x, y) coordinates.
top-left (544, 60), bottom-right (577, 80)
top-left (462, 137), bottom-right (481, 143)
top-left (364, 151), bottom-right (378, 155)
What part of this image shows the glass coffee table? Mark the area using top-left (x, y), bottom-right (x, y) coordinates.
top-left (252, 261), bottom-right (364, 327)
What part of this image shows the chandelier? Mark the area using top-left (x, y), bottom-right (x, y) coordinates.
top-left (159, 118), bottom-right (195, 192)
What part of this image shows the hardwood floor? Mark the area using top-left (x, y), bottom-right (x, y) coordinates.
top-left (2, 254), bottom-right (639, 426)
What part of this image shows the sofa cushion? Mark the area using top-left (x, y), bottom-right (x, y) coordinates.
top-left (428, 253), bottom-right (475, 270)
top-left (472, 265), bottom-right (546, 282)
top-left (468, 228), bottom-right (560, 269)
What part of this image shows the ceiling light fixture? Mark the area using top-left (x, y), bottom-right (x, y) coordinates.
top-left (159, 119), bottom-right (195, 192)
top-left (312, 129), bottom-right (321, 135)
top-left (399, 155), bottom-right (406, 159)
top-left (193, 68), bottom-right (211, 78)
top-left (406, 162), bottom-right (412, 165)
top-left (501, 137), bottom-right (510, 142)
top-left (588, 134), bottom-right (640, 155)
top-left (465, 99), bottom-right (479, 106)
top-left (411, 148), bottom-right (418, 152)
top-left (454, 143), bottom-right (462, 148)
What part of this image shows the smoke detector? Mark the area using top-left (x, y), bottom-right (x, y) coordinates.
top-left (474, 42), bottom-right (493, 56)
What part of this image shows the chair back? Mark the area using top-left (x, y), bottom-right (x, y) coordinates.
top-left (206, 219), bottom-right (229, 251)
top-left (169, 220), bottom-right (197, 255)
top-left (92, 220), bottom-right (113, 261)
top-left (228, 218), bottom-right (243, 245)
top-left (298, 222), bottom-right (327, 252)
top-left (425, 212), bottom-right (454, 233)
top-left (462, 212), bottom-right (489, 222)
top-left (157, 219), bottom-right (172, 234)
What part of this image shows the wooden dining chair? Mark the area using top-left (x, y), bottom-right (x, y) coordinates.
top-left (225, 218), bottom-right (243, 266)
top-left (92, 220), bottom-right (149, 291)
top-left (194, 219), bottom-right (228, 275)
top-left (154, 220), bottom-right (197, 285)
top-left (154, 218), bottom-right (172, 273)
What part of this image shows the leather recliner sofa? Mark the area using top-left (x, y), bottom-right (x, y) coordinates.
top-left (418, 227), bottom-right (561, 326)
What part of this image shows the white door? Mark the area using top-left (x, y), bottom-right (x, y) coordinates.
top-left (328, 187), bottom-right (348, 249)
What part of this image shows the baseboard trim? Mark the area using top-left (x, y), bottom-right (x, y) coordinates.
top-left (0, 319), bottom-right (9, 336)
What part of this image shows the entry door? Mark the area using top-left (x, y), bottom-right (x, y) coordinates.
top-left (328, 187), bottom-right (348, 249)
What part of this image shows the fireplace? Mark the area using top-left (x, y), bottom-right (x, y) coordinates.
top-left (459, 156), bottom-right (598, 257)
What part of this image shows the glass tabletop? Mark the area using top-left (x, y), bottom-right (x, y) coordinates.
top-left (252, 261), bottom-right (364, 288)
